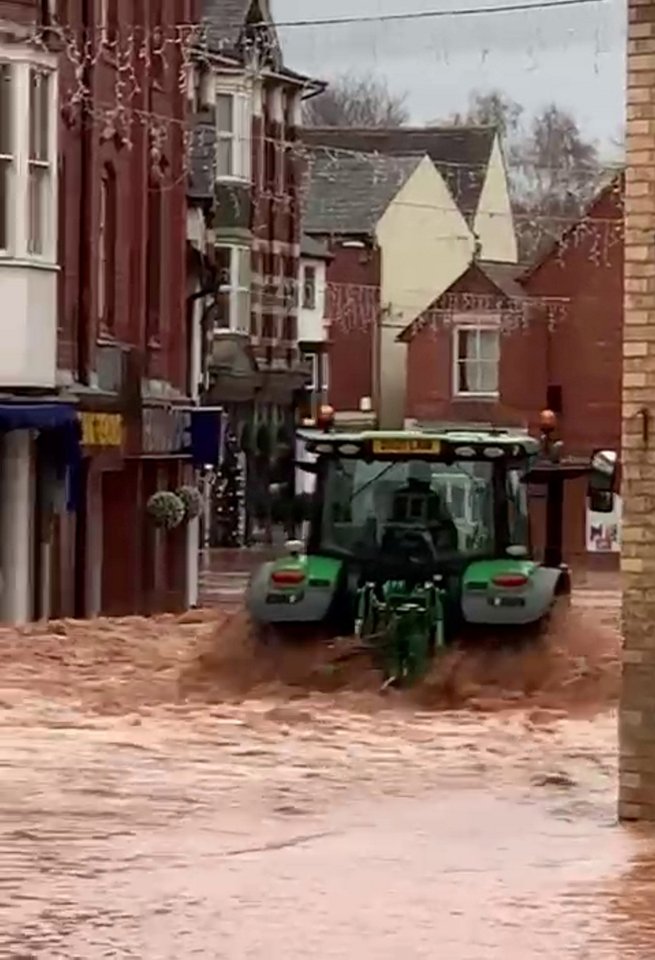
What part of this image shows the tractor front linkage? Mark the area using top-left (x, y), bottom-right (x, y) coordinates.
top-left (355, 578), bottom-right (446, 687)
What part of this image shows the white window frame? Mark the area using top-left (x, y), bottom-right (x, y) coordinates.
top-left (452, 320), bottom-right (500, 399)
top-left (0, 62), bottom-right (14, 255)
top-left (27, 67), bottom-right (52, 257)
top-left (215, 87), bottom-right (252, 183)
top-left (321, 352), bottom-right (329, 392)
top-left (276, 92), bottom-right (286, 196)
top-left (98, 168), bottom-right (108, 323)
top-left (303, 352), bottom-right (319, 391)
top-left (0, 48), bottom-right (57, 264)
top-left (215, 243), bottom-right (251, 334)
top-left (301, 263), bottom-right (316, 310)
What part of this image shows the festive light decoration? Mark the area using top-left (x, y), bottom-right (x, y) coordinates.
top-left (0, 13), bottom-right (619, 341)
top-left (211, 429), bottom-right (245, 548)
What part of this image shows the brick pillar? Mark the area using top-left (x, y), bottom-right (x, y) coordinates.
top-left (619, 0), bottom-right (655, 821)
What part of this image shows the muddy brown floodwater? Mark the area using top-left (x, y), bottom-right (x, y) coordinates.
top-left (0, 599), bottom-right (654, 958)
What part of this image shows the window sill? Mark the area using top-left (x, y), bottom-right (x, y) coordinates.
top-left (0, 254), bottom-right (58, 271)
top-left (452, 393), bottom-right (500, 401)
top-left (216, 175), bottom-right (252, 185)
top-left (213, 327), bottom-right (250, 338)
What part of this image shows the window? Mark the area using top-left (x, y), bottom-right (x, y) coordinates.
top-left (44, 0), bottom-right (60, 24)
top-left (216, 91), bottom-right (251, 181)
top-left (303, 352), bottom-right (318, 390)
top-left (98, 164), bottom-right (117, 331)
top-left (506, 467), bottom-right (530, 550)
top-left (146, 184), bottom-right (162, 342)
top-left (302, 264), bottom-right (316, 310)
top-left (453, 324), bottom-right (499, 397)
top-left (215, 245), bottom-right (250, 334)
top-left (27, 68), bottom-right (51, 256)
top-left (321, 352), bottom-right (329, 392)
top-left (99, 0), bottom-right (119, 44)
top-left (276, 111), bottom-right (286, 194)
top-left (320, 459), bottom-right (495, 562)
top-left (0, 58), bottom-right (56, 260)
top-left (0, 64), bottom-right (12, 252)
top-left (107, 0), bottom-right (119, 44)
top-left (57, 154), bottom-right (65, 325)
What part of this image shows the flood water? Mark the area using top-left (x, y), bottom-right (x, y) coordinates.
top-left (0, 593), bottom-right (653, 958)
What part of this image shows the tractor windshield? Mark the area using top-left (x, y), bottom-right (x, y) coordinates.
top-left (320, 458), bottom-right (499, 566)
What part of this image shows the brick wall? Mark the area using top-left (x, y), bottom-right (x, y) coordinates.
top-left (404, 231), bottom-right (623, 565)
top-left (405, 266), bottom-right (547, 431)
top-left (58, 0), bottom-right (189, 393)
top-left (324, 242), bottom-right (380, 412)
top-left (619, 0), bottom-right (655, 821)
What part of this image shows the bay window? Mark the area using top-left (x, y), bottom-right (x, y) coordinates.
top-left (453, 322), bottom-right (500, 397)
top-left (216, 89), bottom-right (251, 181)
top-left (0, 51), bottom-right (56, 262)
top-left (215, 244), bottom-right (251, 334)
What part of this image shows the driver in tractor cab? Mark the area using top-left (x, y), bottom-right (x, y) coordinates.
top-left (384, 461), bottom-right (459, 555)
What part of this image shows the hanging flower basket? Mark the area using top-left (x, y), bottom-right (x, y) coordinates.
top-left (146, 491), bottom-right (185, 530)
top-left (176, 484), bottom-right (203, 522)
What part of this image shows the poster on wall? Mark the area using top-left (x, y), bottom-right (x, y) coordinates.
top-left (586, 494), bottom-right (622, 553)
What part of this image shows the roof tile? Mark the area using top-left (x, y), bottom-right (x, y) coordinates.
top-left (302, 126), bottom-right (496, 221)
top-left (302, 149), bottom-right (424, 235)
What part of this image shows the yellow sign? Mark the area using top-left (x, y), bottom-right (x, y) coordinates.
top-left (80, 412), bottom-right (123, 447)
top-left (372, 437), bottom-right (441, 455)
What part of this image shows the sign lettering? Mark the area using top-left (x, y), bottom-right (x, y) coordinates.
top-left (372, 438), bottom-right (440, 455)
top-left (80, 412), bottom-right (123, 447)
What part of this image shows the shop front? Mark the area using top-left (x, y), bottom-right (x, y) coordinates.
top-left (0, 400), bottom-right (81, 624)
top-left (106, 403), bottom-right (225, 615)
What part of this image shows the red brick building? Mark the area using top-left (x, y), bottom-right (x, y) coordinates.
top-left (401, 177), bottom-right (624, 564)
top-left (301, 125), bottom-right (508, 427)
top-left (190, 0), bottom-right (322, 537)
top-left (51, 0), bottom-right (200, 616)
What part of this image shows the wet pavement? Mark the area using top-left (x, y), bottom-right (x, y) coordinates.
top-left (0, 582), bottom-right (654, 958)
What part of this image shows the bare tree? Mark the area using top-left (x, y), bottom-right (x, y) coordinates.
top-left (517, 104), bottom-right (599, 206)
top-left (304, 72), bottom-right (409, 127)
top-left (441, 90), bottom-right (603, 261)
top-left (448, 89), bottom-right (523, 143)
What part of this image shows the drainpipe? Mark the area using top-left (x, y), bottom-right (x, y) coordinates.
top-left (77, 0), bottom-right (93, 384)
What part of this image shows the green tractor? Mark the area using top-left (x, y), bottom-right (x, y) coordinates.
top-left (245, 417), bottom-right (617, 685)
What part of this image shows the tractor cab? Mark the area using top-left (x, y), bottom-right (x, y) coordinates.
top-left (312, 450), bottom-right (500, 578)
top-left (296, 415), bottom-right (616, 578)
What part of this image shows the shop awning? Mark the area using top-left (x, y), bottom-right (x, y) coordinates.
top-left (0, 402), bottom-right (79, 432)
top-left (0, 402), bottom-right (82, 512)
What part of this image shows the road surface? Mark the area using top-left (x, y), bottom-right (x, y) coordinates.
top-left (0, 564), bottom-right (645, 959)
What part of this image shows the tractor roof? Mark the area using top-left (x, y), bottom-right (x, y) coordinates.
top-left (298, 427), bottom-right (540, 460)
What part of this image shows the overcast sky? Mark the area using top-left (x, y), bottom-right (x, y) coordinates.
top-left (271, 0), bottom-right (625, 156)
